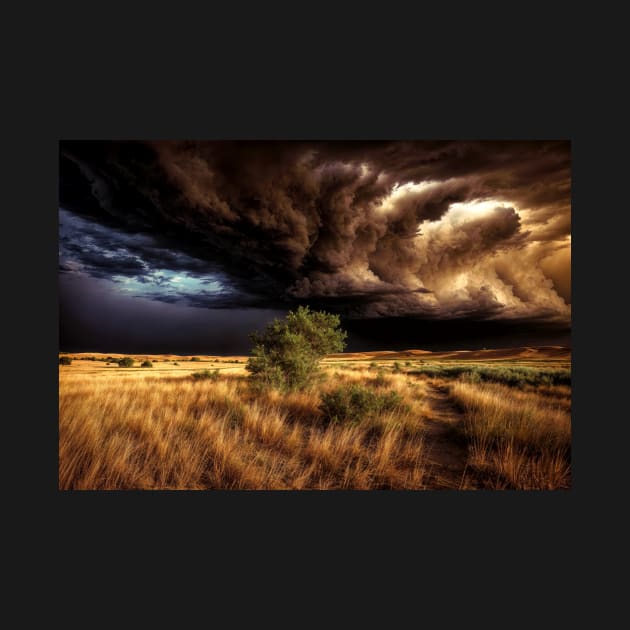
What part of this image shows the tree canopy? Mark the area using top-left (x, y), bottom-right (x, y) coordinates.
top-left (246, 306), bottom-right (347, 391)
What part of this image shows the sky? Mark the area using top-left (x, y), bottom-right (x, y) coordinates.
top-left (59, 140), bottom-right (571, 354)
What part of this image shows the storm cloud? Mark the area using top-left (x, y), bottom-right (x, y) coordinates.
top-left (59, 140), bottom-right (571, 343)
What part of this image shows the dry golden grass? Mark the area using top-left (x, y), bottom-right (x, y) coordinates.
top-left (59, 357), bottom-right (571, 490)
top-left (448, 380), bottom-right (571, 489)
top-left (59, 366), bottom-right (431, 490)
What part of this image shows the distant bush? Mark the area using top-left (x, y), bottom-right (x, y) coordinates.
top-left (141, 360), bottom-right (153, 368)
top-left (462, 370), bottom-right (481, 384)
top-left (405, 361), bottom-right (412, 367)
top-left (190, 357), bottom-right (201, 362)
top-left (408, 364), bottom-right (571, 387)
top-left (173, 362), bottom-right (179, 366)
top-left (320, 385), bottom-right (407, 425)
top-left (59, 356), bottom-right (72, 366)
top-left (393, 361), bottom-right (402, 373)
top-left (192, 369), bottom-right (220, 381)
top-left (373, 369), bottom-right (388, 388)
top-left (117, 357), bottom-right (135, 368)
top-left (369, 361), bottom-right (378, 370)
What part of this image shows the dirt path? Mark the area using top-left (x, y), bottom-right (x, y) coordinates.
top-left (422, 381), bottom-right (471, 489)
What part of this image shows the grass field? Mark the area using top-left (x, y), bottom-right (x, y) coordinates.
top-left (58, 348), bottom-right (571, 490)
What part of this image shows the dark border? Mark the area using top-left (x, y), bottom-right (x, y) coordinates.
top-left (13, 12), bottom-right (609, 615)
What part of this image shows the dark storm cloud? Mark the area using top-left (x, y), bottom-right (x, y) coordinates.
top-left (59, 140), bottom-right (570, 322)
top-left (59, 273), bottom-right (569, 354)
top-left (342, 316), bottom-right (570, 353)
top-left (60, 209), bottom-right (218, 276)
top-left (58, 208), bottom-right (249, 308)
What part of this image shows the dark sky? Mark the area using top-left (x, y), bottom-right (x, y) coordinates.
top-left (59, 140), bottom-right (571, 354)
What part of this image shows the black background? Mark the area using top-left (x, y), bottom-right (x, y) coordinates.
top-left (8, 3), bottom-right (622, 626)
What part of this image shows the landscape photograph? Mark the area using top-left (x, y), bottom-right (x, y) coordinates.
top-left (58, 140), bottom-right (571, 490)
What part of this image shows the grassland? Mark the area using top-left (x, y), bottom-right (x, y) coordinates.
top-left (58, 348), bottom-right (571, 490)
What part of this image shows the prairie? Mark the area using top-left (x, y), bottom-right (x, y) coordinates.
top-left (58, 348), bottom-right (571, 490)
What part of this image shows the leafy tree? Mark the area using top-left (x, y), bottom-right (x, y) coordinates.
top-left (118, 357), bottom-right (135, 368)
top-left (59, 356), bottom-right (72, 366)
top-left (246, 306), bottom-right (347, 391)
top-left (141, 360), bottom-right (153, 368)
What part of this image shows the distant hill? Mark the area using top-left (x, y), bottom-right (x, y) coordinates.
top-left (60, 346), bottom-right (571, 363)
top-left (326, 346), bottom-right (571, 362)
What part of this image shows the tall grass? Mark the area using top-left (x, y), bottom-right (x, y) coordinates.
top-left (59, 370), bottom-right (430, 490)
top-left (449, 380), bottom-right (571, 489)
top-left (58, 361), bottom-right (571, 490)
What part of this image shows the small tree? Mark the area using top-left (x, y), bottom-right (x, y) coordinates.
top-left (118, 357), bottom-right (135, 368)
top-left (59, 356), bottom-right (72, 366)
top-left (246, 306), bottom-right (347, 391)
top-left (141, 360), bottom-right (153, 368)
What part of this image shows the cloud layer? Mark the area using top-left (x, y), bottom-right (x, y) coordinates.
top-left (59, 140), bottom-right (571, 324)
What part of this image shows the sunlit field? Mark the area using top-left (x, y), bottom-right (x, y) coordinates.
top-left (58, 349), bottom-right (571, 490)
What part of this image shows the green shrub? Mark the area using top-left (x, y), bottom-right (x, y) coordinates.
top-left (369, 361), bottom-right (378, 370)
top-left (373, 369), bottom-right (388, 388)
top-left (408, 364), bottom-right (571, 387)
top-left (320, 385), bottom-right (406, 425)
top-left (117, 357), bottom-right (135, 368)
top-left (190, 357), bottom-right (201, 362)
top-left (59, 356), bottom-right (72, 366)
top-left (141, 360), bottom-right (153, 368)
top-left (173, 362), bottom-right (179, 366)
top-left (462, 370), bottom-right (481, 384)
top-left (393, 361), bottom-right (402, 373)
top-left (192, 369), bottom-right (220, 381)
top-left (246, 306), bottom-right (347, 392)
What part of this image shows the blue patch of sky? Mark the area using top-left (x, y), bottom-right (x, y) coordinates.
top-left (59, 207), bottom-right (230, 306)
top-left (113, 270), bottom-right (224, 296)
